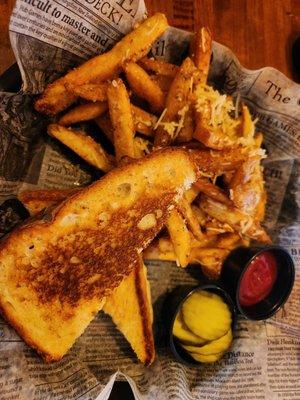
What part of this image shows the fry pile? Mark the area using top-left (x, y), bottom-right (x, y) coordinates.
top-left (29, 13), bottom-right (270, 278)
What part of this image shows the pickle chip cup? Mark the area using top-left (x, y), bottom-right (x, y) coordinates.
top-left (221, 246), bottom-right (295, 320)
top-left (164, 284), bottom-right (237, 366)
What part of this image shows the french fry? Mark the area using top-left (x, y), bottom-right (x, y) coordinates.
top-left (131, 105), bottom-right (157, 137)
top-left (94, 113), bottom-right (114, 142)
top-left (154, 57), bottom-right (197, 147)
top-left (191, 205), bottom-right (207, 227)
top-left (138, 57), bottom-right (179, 77)
top-left (133, 137), bottom-right (152, 158)
top-left (190, 247), bottom-right (230, 279)
top-left (185, 185), bottom-right (201, 203)
top-left (95, 106), bottom-right (157, 141)
top-left (229, 158), bottom-right (265, 218)
top-left (200, 195), bottom-right (271, 243)
top-left (67, 82), bottom-right (108, 102)
top-left (178, 198), bottom-right (203, 240)
top-left (150, 74), bottom-right (173, 93)
top-left (143, 239), bottom-right (177, 262)
top-left (35, 13), bottom-right (169, 115)
top-left (47, 124), bottom-right (114, 172)
top-left (194, 178), bottom-right (233, 206)
top-left (215, 233), bottom-right (241, 249)
top-left (167, 209), bottom-right (191, 268)
top-left (107, 79), bottom-right (135, 161)
top-left (59, 102), bottom-right (107, 125)
top-left (175, 106), bottom-right (194, 143)
top-left (191, 27), bottom-right (212, 84)
top-left (124, 62), bottom-right (165, 113)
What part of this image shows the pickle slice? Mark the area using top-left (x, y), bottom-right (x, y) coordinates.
top-left (182, 290), bottom-right (232, 341)
top-left (182, 329), bottom-right (232, 356)
top-left (189, 351), bottom-right (224, 363)
top-left (173, 311), bottom-right (206, 345)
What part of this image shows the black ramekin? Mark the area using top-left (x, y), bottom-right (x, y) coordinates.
top-left (163, 283), bottom-right (237, 366)
top-left (220, 245), bottom-right (295, 320)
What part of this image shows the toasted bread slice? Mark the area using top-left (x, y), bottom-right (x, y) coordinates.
top-left (103, 256), bottom-right (155, 365)
top-left (19, 190), bottom-right (155, 364)
top-left (0, 148), bottom-right (201, 361)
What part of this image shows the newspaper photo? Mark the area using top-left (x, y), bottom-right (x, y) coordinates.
top-left (0, 0), bottom-right (299, 399)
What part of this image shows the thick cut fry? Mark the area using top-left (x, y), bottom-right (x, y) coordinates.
top-left (150, 75), bottom-right (173, 93)
top-left (178, 198), bottom-right (203, 240)
top-left (229, 158), bottom-right (266, 220)
top-left (124, 63), bottom-right (165, 113)
top-left (131, 105), bottom-right (157, 137)
top-left (215, 233), bottom-right (242, 249)
top-left (194, 178), bottom-right (233, 206)
top-left (200, 195), bottom-right (271, 243)
top-left (35, 13), bottom-right (168, 115)
top-left (47, 124), bottom-right (114, 172)
top-left (154, 57), bottom-right (197, 147)
top-left (95, 113), bottom-right (114, 142)
top-left (175, 106), bottom-right (194, 143)
top-left (167, 209), bottom-right (191, 268)
top-left (107, 79), bottom-right (135, 161)
top-left (190, 247), bottom-right (230, 279)
top-left (191, 205), bottom-right (207, 227)
top-left (95, 106), bottom-right (157, 141)
top-left (191, 27), bottom-right (212, 83)
top-left (185, 185), bottom-right (201, 203)
top-left (139, 57), bottom-right (179, 77)
top-left (59, 102), bottom-right (107, 125)
top-left (67, 83), bottom-right (108, 102)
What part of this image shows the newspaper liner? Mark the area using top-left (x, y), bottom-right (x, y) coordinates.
top-left (0, 0), bottom-right (299, 399)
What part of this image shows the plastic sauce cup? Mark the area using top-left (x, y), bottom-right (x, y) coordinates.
top-left (164, 283), bottom-right (237, 366)
top-left (221, 246), bottom-right (295, 320)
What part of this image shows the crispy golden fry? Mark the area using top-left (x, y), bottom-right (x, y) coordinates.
top-left (35, 13), bottom-right (168, 115)
top-left (190, 247), bottom-right (230, 279)
top-left (59, 101), bottom-right (107, 125)
top-left (150, 74), bottom-right (173, 93)
top-left (205, 218), bottom-right (235, 236)
top-left (175, 106), bottom-right (194, 143)
top-left (124, 62), bottom-right (165, 113)
top-left (143, 240), bottom-right (176, 262)
top-left (229, 158), bottom-right (266, 219)
top-left (154, 57), bottom-right (197, 147)
top-left (139, 57), bottom-right (179, 77)
top-left (191, 27), bottom-right (212, 83)
top-left (96, 106), bottom-right (157, 141)
top-left (167, 209), bottom-right (191, 268)
top-left (178, 198), bottom-right (203, 241)
top-left (18, 188), bottom-right (80, 216)
top-left (191, 205), bottom-right (207, 227)
top-left (200, 195), bottom-right (271, 243)
top-left (67, 82), bottom-right (108, 102)
top-left (133, 137), bottom-right (152, 158)
top-left (215, 233), bottom-right (241, 249)
top-left (191, 148), bottom-right (250, 179)
top-left (131, 105), bottom-right (157, 137)
top-left (185, 186), bottom-right (201, 203)
top-left (47, 124), bottom-right (114, 172)
top-left (94, 113), bottom-right (114, 142)
top-left (194, 178), bottom-right (233, 206)
top-left (107, 79), bottom-right (135, 161)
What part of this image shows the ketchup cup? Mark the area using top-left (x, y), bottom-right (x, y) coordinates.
top-left (221, 246), bottom-right (295, 320)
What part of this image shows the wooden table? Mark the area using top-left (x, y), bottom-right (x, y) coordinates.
top-left (1, 0), bottom-right (300, 80)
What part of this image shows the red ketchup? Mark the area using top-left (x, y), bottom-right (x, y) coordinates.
top-left (239, 252), bottom-right (277, 307)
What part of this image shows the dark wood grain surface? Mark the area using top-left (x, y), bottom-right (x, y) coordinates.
top-left (1, 0), bottom-right (299, 78)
